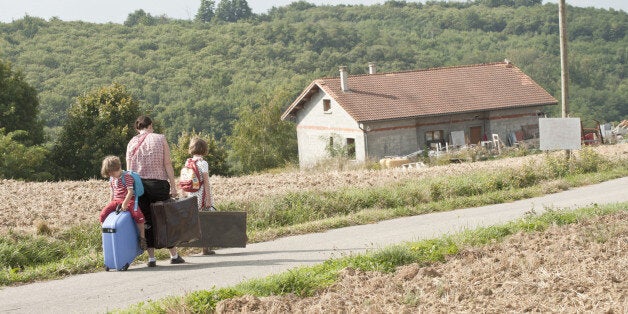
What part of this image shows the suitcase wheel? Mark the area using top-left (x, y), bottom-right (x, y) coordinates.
top-left (121, 263), bottom-right (130, 271)
top-left (105, 266), bottom-right (110, 272)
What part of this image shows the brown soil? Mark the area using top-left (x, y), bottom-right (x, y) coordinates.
top-left (216, 211), bottom-right (628, 313)
top-left (0, 144), bottom-right (626, 235)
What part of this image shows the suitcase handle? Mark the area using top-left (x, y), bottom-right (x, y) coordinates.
top-left (115, 204), bottom-right (122, 214)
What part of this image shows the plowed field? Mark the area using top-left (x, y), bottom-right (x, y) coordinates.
top-left (217, 211), bottom-right (627, 313)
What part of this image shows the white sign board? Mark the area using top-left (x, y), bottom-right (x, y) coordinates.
top-left (539, 118), bottom-right (582, 150)
top-left (450, 131), bottom-right (465, 147)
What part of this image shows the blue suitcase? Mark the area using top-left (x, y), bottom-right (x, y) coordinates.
top-left (102, 210), bottom-right (143, 271)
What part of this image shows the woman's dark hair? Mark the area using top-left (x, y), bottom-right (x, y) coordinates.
top-left (135, 116), bottom-right (152, 131)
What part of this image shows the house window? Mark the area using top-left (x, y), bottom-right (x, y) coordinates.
top-left (425, 130), bottom-right (444, 141)
top-left (425, 130), bottom-right (445, 149)
top-left (323, 99), bottom-right (331, 113)
top-left (346, 138), bottom-right (356, 159)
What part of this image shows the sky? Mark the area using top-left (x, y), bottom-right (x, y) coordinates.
top-left (0, 0), bottom-right (625, 24)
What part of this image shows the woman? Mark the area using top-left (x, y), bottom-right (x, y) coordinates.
top-left (126, 115), bottom-right (184, 267)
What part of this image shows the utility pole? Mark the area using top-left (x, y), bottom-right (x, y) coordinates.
top-left (558, 0), bottom-right (570, 159)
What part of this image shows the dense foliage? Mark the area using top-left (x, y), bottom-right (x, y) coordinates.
top-left (0, 60), bottom-right (43, 145)
top-left (51, 83), bottom-right (140, 180)
top-left (228, 84), bottom-right (299, 173)
top-left (0, 130), bottom-right (51, 181)
top-left (0, 1), bottom-right (625, 178)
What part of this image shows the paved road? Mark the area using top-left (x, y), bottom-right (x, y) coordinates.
top-left (1, 177), bottom-right (627, 313)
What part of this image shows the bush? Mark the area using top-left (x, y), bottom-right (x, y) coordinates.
top-left (0, 129), bottom-right (52, 181)
top-left (573, 147), bottom-right (604, 174)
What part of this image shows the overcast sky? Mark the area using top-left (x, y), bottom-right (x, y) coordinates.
top-left (0, 0), bottom-right (625, 24)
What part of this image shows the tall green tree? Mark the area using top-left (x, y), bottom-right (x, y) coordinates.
top-left (51, 83), bottom-right (140, 180)
top-left (215, 0), bottom-right (252, 22)
top-left (195, 0), bottom-right (216, 23)
top-left (233, 0), bottom-right (252, 21)
top-left (0, 60), bottom-right (44, 146)
top-left (227, 87), bottom-right (297, 174)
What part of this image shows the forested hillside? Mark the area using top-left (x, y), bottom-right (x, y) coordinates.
top-left (0, 1), bottom-right (626, 146)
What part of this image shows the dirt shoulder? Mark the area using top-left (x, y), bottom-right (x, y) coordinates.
top-left (217, 211), bottom-right (627, 313)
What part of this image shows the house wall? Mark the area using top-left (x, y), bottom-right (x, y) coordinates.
top-left (362, 107), bottom-right (545, 160)
top-left (362, 119), bottom-right (420, 159)
top-left (295, 91), bottom-right (365, 167)
top-left (488, 106), bottom-right (545, 144)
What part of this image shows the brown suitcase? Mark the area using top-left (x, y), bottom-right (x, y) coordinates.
top-left (179, 211), bottom-right (247, 248)
top-left (150, 197), bottom-right (201, 249)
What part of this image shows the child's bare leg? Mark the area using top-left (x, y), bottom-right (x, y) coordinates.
top-left (136, 223), bottom-right (145, 238)
top-left (137, 223), bottom-right (147, 250)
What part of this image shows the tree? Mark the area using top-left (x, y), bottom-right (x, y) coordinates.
top-left (215, 0), bottom-right (252, 22)
top-left (476, 0), bottom-right (514, 7)
top-left (171, 130), bottom-right (229, 176)
top-left (286, 1), bottom-right (316, 11)
top-left (513, 0), bottom-right (542, 7)
top-left (215, 0), bottom-right (235, 22)
top-left (227, 87), bottom-right (298, 174)
top-left (195, 0), bottom-right (216, 23)
top-left (0, 129), bottom-right (51, 181)
top-left (233, 0), bottom-right (252, 21)
top-left (124, 9), bottom-right (156, 26)
top-left (0, 60), bottom-right (44, 146)
top-left (51, 83), bottom-right (140, 180)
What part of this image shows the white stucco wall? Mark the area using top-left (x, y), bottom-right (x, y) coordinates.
top-left (295, 90), bottom-right (365, 167)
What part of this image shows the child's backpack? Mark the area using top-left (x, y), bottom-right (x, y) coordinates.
top-left (179, 158), bottom-right (203, 192)
top-left (120, 170), bottom-right (144, 210)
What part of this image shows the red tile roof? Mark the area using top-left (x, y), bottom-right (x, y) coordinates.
top-left (282, 62), bottom-right (558, 122)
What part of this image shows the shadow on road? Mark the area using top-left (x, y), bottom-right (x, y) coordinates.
top-left (127, 247), bottom-right (365, 272)
top-left (213, 247), bottom-right (365, 257)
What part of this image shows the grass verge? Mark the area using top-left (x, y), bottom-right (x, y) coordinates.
top-left (120, 202), bottom-right (628, 313)
top-left (1, 148), bottom-right (626, 286)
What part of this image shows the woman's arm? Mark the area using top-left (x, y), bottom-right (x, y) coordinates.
top-left (162, 136), bottom-right (178, 197)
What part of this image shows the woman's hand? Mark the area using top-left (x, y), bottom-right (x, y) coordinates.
top-left (170, 186), bottom-right (178, 198)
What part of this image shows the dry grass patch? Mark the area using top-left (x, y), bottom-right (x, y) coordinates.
top-left (3, 144), bottom-right (625, 236)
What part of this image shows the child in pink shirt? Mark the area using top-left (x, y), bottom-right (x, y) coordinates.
top-left (100, 155), bottom-right (147, 250)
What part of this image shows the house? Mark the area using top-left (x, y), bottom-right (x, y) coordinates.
top-left (281, 61), bottom-right (558, 167)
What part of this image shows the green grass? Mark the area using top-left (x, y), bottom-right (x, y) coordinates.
top-left (120, 202), bottom-right (627, 313)
top-left (1, 148), bottom-right (627, 286)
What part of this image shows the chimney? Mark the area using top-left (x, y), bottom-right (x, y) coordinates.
top-left (339, 66), bottom-right (349, 91)
top-left (504, 58), bottom-right (513, 68)
top-left (368, 62), bottom-right (376, 74)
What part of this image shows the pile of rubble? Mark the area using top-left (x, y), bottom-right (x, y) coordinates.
top-left (611, 120), bottom-right (628, 142)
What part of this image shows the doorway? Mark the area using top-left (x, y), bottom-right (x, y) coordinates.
top-left (469, 126), bottom-right (483, 145)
